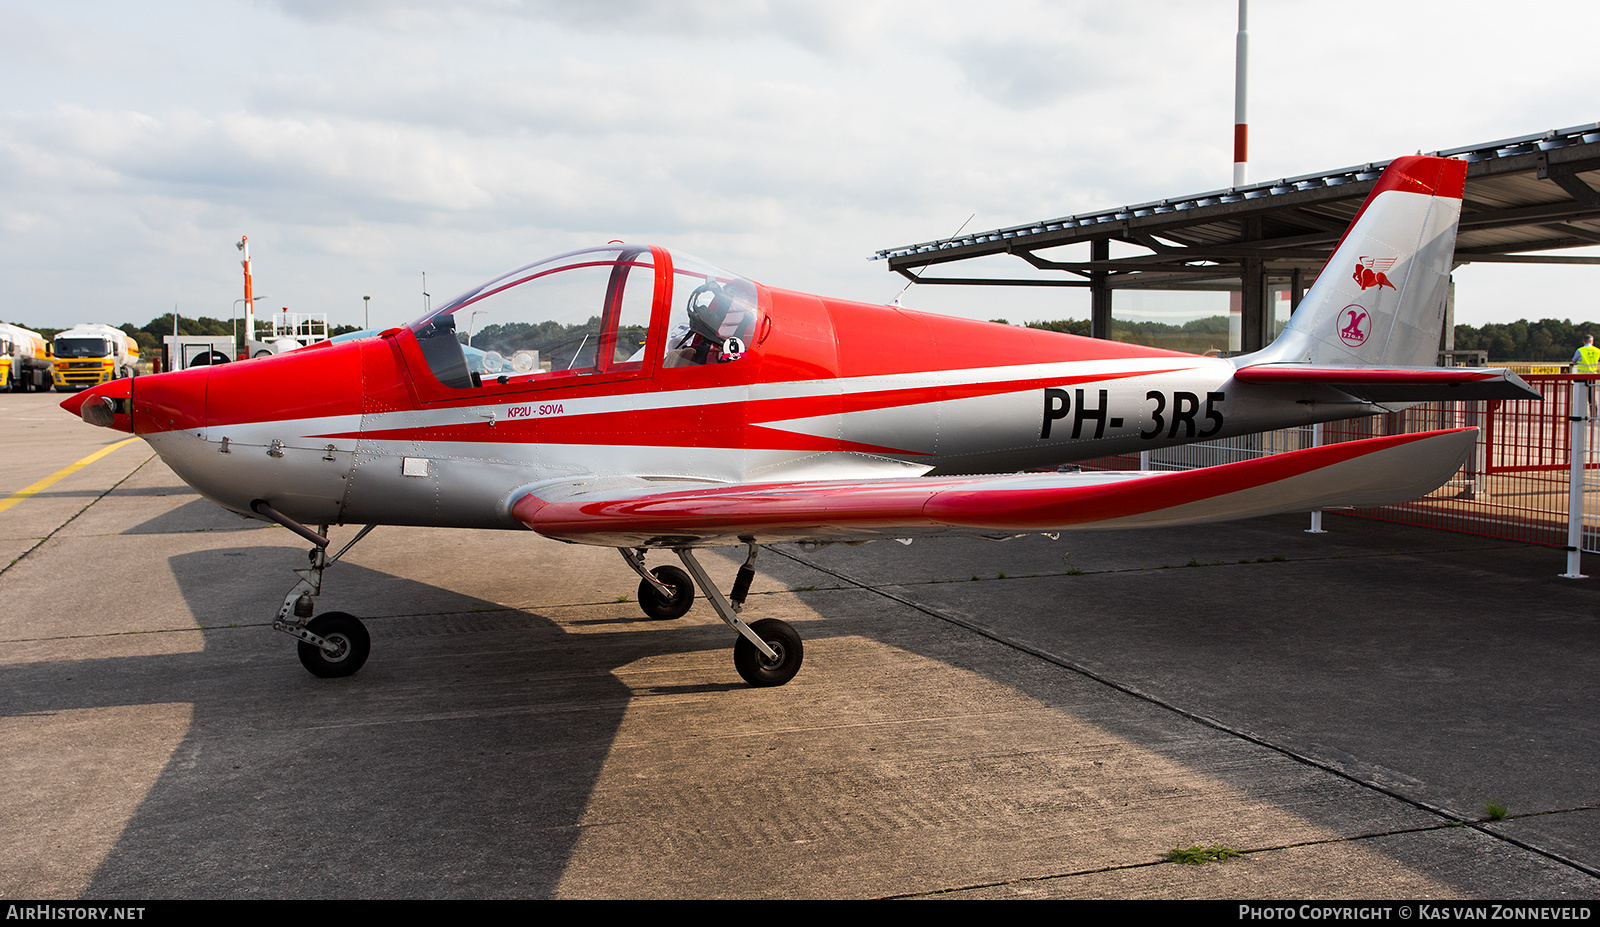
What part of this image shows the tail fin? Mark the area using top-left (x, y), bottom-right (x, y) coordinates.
top-left (1247, 155), bottom-right (1466, 368)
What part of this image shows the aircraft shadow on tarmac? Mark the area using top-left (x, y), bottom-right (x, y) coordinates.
top-left (4, 543), bottom-right (845, 898)
top-left (9, 523), bottom-right (1597, 898)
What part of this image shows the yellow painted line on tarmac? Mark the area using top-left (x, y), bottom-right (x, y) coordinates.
top-left (0, 437), bottom-right (142, 515)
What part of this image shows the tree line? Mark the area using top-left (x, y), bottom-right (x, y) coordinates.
top-left (1002, 315), bottom-right (1233, 356)
top-left (1449, 318), bottom-right (1599, 362)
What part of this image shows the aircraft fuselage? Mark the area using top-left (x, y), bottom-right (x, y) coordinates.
top-left (119, 285), bottom-right (1366, 536)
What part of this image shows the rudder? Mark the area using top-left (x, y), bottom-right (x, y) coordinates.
top-left (1247, 156), bottom-right (1467, 368)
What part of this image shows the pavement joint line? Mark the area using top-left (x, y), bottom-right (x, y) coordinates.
top-left (0, 448), bottom-right (157, 577)
top-left (746, 543), bottom-right (1539, 589)
top-left (771, 545), bottom-right (1600, 885)
top-left (880, 819), bottom-right (1549, 899)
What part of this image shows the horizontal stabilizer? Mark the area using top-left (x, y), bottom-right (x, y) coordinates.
top-left (1233, 364), bottom-right (1540, 402)
top-left (513, 428), bottom-right (1477, 547)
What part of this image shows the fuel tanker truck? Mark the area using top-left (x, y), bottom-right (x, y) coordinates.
top-left (0, 323), bottom-right (53, 392)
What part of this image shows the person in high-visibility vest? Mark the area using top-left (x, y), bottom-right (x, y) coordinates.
top-left (1574, 335), bottom-right (1600, 374)
top-left (1574, 335), bottom-right (1599, 420)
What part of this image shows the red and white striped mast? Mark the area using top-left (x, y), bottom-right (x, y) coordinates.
top-left (237, 235), bottom-right (254, 358)
top-left (1233, 0), bottom-right (1249, 187)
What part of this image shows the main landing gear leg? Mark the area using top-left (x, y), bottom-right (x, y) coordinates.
top-left (252, 501), bottom-right (378, 679)
top-left (674, 544), bottom-right (803, 688)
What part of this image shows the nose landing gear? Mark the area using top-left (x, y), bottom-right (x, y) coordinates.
top-left (253, 501), bottom-right (378, 679)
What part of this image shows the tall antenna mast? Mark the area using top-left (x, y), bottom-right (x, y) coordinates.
top-left (1233, 0), bottom-right (1249, 188)
top-left (237, 236), bottom-right (254, 353)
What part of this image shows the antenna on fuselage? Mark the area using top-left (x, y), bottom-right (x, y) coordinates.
top-left (891, 213), bottom-right (974, 307)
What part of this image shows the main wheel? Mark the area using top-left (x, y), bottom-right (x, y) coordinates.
top-left (733, 618), bottom-right (803, 688)
top-left (297, 611), bottom-right (371, 678)
top-left (638, 565), bottom-right (694, 620)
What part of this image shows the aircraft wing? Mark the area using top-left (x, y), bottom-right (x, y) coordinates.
top-left (512, 428), bottom-right (1477, 548)
top-left (1232, 364), bottom-right (1539, 402)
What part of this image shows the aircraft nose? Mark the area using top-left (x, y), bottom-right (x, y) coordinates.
top-left (125, 368), bottom-right (209, 436)
top-left (61, 378), bottom-right (134, 433)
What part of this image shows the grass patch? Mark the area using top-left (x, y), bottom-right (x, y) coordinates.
top-left (1164, 844), bottom-right (1242, 865)
top-left (1483, 801), bottom-right (1509, 821)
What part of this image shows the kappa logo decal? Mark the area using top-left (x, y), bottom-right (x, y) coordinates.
top-left (1353, 256), bottom-right (1397, 291)
top-left (1338, 305), bottom-right (1371, 347)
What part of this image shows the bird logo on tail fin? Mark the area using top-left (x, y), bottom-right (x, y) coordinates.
top-left (1353, 256), bottom-right (1397, 291)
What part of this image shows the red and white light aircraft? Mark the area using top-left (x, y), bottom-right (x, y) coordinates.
top-left (65, 155), bottom-right (1534, 686)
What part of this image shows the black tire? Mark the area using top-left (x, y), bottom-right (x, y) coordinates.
top-left (297, 611), bottom-right (371, 678)
top-left (638, 565), bottom-right (694, 620)
top-left (733, 618), bottom-right (803, 688)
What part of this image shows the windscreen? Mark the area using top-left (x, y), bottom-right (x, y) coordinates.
top-left (409, 246), bottom-right (655, 389)
top-left (55, 338), bottom-right (111, 358)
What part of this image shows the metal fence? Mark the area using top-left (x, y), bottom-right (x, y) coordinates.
top-left (1078, 375), bottom-right (1600, 556)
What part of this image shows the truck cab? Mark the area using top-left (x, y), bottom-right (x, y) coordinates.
top-left (52, 324), bottom-right (140, 392)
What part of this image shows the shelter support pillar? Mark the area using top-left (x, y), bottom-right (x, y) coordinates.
top-left (1239, 218), bottom-right (1268, 353)
top-left (1441, 277), bottom-right (1456, 355)
top-left (1090, 238), bottom-right (1112, 341)
top-left (1239, 257), bottom-right (1267, 352)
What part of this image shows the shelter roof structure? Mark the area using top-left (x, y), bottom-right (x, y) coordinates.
top-left (872, 123), bottom-right (1600, 350)
top-left (876, 122), bottom-right (1600, 288)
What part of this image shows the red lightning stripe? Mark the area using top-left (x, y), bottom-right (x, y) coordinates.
top-left (315, 367), bottom-right (1189, 454)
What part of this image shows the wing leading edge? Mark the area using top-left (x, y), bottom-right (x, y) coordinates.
top-left (513, 428), bottom-right (1477, 547)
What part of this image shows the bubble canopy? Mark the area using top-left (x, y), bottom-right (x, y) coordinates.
top-left (408, 246), bottom-right (760, 390)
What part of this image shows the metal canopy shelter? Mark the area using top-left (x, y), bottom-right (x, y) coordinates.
top-left (874, 123), bottom-right (1600, 352)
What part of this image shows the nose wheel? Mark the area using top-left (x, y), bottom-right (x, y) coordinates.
top-left (296, 611), bottom-right (371, 678)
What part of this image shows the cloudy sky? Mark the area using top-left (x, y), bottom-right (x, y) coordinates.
top-left (2, 0), bottom-right (1595, 335)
